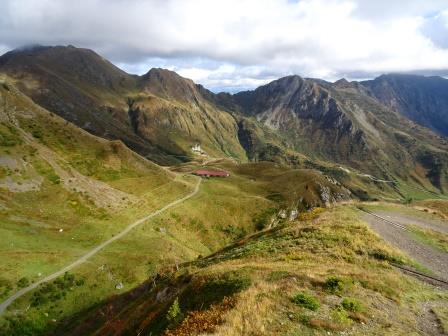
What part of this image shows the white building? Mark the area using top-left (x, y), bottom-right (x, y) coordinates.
top-left (191, 143), bottom-right (202, 153)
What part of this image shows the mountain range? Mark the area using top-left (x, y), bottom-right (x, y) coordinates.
top-left (1, 45), bottom-right (448, 335)
top-left (0, 45), bottom-right (447, 196)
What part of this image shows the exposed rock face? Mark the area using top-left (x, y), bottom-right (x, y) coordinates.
top-left (362, 74), bottom-right (448, 137)
top-left (235, 76), bottom-right (353, 132)
top-left (232, 75), bottom-right (448, 192)
top-left (233, 76), bottom-right (370, 165)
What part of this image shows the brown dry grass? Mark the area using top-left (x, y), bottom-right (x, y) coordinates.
top-left (204, 282), bottom-right (278, 336)
top-left (164, 297), bottom-right (235, 336)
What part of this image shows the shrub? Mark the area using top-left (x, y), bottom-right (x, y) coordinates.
top-left (48, 172), bottom-right (61, 185)
top-left (3, 316), bottom-right (47, 336)
top-left (0, 125), bottom-right (21, 146)
top-left (404, 196), bottom-right (413, 204)
top-left (341, 298), bottom-right (362, 312)
top-left (75, 279), bottom-right (85, 286)
top-left (253, 208), bottom-right (277, 230)
top-left (17, 277), bottom-right (30, 288)
top-left (221, 225), bottom-right (246, 238)
top-left (166, 297), bottom-right (182, 324)
top-left (0, 278), bottom-right (13, 298)
top-left (324, 276), bottom-right (344, 294)
top-left (331, 307), bottom-right (353, 326)
top-left (292, 292), bottom-right (320, 311)
top-left (31, 129), bottom-right (43, 139)
top-left (369, 250), bottom-right (403, 264)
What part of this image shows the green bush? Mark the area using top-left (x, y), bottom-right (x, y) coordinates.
top-left (341, 298), bottom-right (362, 312)
top-left (0, 278), bottom-right (13, 298)
top-left (292, 292), bottom-right (320, 311)
top-left (166, 297), bottom-right (182, 324)
top-left (0, 125), bottom-right (21, 147)
top-left (253, 208), bottom-right (277, 230)
top-left (267, 270), bottom-right (291, 282)
top-left (369, 250), bottom-right (403, 264)
top-left (3, 316), bottom-right (47, 336)
top-left (331, 307), bottom-right (352, 326)
top-left (222, 225), bottom-right (246, 238)
top-left (17, 277), bottom-right (30, 288)
top-left (30, 272), bottom-right (84, 307)
top-left (48, 172), bottom-right (61, 184)
top-left (324, 276), bottom-right (344, 294)
top-left (31, 129), bottom-right (43, 139)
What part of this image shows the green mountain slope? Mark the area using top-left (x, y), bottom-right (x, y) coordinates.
top-left (0, 46), bottom-right (249, 165)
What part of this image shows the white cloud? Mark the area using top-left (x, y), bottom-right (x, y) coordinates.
top-left (1, 0), bottom-right (448, 91)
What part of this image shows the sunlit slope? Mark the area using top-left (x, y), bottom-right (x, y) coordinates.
top-left (0, 78), bottom-right (189, 295)
top-left (55, 205), bottom-right (448, 336)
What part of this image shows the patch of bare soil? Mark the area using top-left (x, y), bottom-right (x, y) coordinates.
top-left (417, 301), bottom-right (447, 336)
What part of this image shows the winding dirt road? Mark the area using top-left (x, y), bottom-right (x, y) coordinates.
top-left (0, 176), bottom-right (201, 315)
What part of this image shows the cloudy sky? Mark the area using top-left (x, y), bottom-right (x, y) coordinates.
top-left (1, 0), bottom-right (448, 92)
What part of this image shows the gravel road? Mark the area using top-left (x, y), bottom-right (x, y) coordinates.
top-left (362, 210), bottom-right (448, 282)
top-left (374, 211), bottom-right (448, 234)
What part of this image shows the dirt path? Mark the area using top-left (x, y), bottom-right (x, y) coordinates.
top-left (0, 176), bottom-right (201, 315)
top-left (361, 210), bottom-right (448, 282)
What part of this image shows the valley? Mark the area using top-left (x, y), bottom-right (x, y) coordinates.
top-left (0, 46), bottom-right (447, 335)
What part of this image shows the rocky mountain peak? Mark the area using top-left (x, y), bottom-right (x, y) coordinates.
top-left (140, 67), bottom-right (200, 103)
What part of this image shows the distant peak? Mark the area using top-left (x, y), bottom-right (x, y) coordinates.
top-left (268, 74), bottom-right (304, 87)
top-left (142, 68), bottom-right (196, 88)
top-left (140, 67), bottom-right (198, 102)
top-left (143, 68), bottom-right (187, 81)
top-left (3, 45), bottom-right (101, 60)
top-left (279, 74), bottom-right (303, 81)
top-left (335, 78), bottom-right (349, 84)
top-left (334, 78), bottom-right (356, 89)
top-left (9, 44), bottom-right (49, 54)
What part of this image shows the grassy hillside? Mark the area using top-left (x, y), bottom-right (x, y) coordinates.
top-left (0, 78), bottom-right (191, 292)
top-left (0, 79), bottom-right (198, 333)
top-left (413, 199), bottom-right (448, 219)
top-left (0, 79), bottom-right (359, 335)
top-left (0, 47), bottom-right (250, 165)
top-left (54, 205), bottom-right (448, 335)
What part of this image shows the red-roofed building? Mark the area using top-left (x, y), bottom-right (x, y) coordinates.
top-left (194, 170), bottom-right (230, 177)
